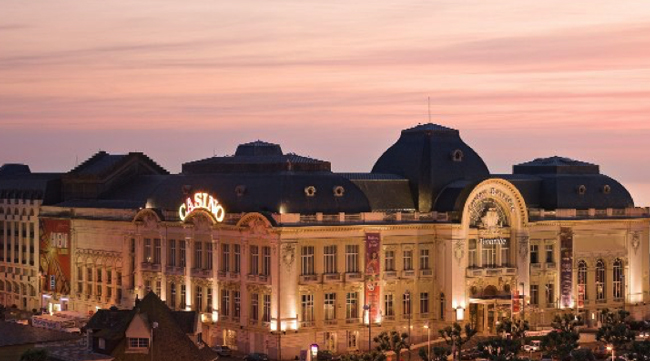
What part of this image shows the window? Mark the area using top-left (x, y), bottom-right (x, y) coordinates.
top-left (578, 261), bottom-right (588, 301)
top-left (180, 285), bottom-right (186, 309)
top-left (596, 260), bottom-right (606, 301)
top-left (155, 280), bottom-right (161, 296)
top-left (144, 239), bottom-right (152, 262)
top-left (530, 245), bottom-right (539, 264)
top-left (385, 251), bottom-right (395, 271)
top-left (170, 283), bottom-right (176, 308)
top-left (420, 292), bottom-right (429, 314)
top-left (262, 246), bottom-right (271, 276)
top-left (206, 243), bottom-right (213, 270)
top-left (196, 286), bottom-right (203, 312)
top-left (346, 292), bottom-right (358, 320)
top-left (99, 338), bottom-right (106, 350)
top-left (233, 244), bottom-right (241, 274)
top-left (347, 330), bottom-right (358, 349)
top-left (501, 242), bottom-right (509, 267)
top-left (545, 244), bottom-right (554, 264)
top-left (107, 270), bottom-right (112, 284)
top-left (154, 239), bottom-right (161, 264)
top-left (301, 294), bottom-right (314, 323)
top-left (129, 338), bottom-right (149, 349)
top-left (530, 285), bottom-right (539, 306)
top-left (250, 293), bottom-right (259, 321)
top-left (207, 288), bottom-right (213, 312)
top-left (384, 294), bottom-right (394, 316)
top-left (116, 271), bottom-right (122, 286)
top-left (97, 269), bottom-right (102, 283)
top-left (221, 244), bottom-right (230, 272)
top-left (324, 245), bottom-right (337, 274)
top-left (233, 291), bottom-right (241, 319)
top-left (195, 242), bottom-right (203, 269)
top-left (301, 246), bottom-right (314, 275)
top-left (419, 249), bottom-right (430, 270)
top-left (345, 245), bottom-right (359, 273)
top-left (403, 250), bottom-right (413, 270)
top-left (263, 294), bottom-right (271, 322)
top-left (97, 284), bottom-right (102, 296)
top-left (169, 240), bottom-right (176, 267)
top-left (403, 292), bottom-right (412, 316)
top-left (180, 240), bottom-right (186, 267)
top-left (545, 283), bottom-right (554, 306)
top-left (250, 245), bottom-right (259, 275)
top-left (468, 240), bottom-right (477, 268)
top-left (325, 293), bottom-right (336, 320)
top-left (613, 259), bottom-right (623, 300)
top-left (107, 287), bottom-right (112, 299)
top-left (482, 243), bottom-right (496, 268)
top-left (221, 290), bottom-right (230, 316)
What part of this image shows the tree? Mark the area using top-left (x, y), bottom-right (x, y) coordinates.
top-left (477, 338), bottom-right (520, 361)
top-left (570, 348), bottom-right (596, 361)
top-left (20, 348), bottom-right (48, 361)
top-left (374, 331), bottom-right (410, 359)
top-left (438, 322), bottom-right (477, 361)
top-left (419, 346), bottom-right (450, 361)
top-left (496, 318), bottom-right (529, 340)
top-left (596, 308), bottom-right (634, 354)
top-left (541, 314), bottom-right (581, 361)
top-left (340, 351), bottom-right (387, 361)
top-left (625, 340), bottom-right (650, 361)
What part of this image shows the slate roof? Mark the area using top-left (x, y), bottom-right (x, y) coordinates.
top-left (0, 321), bottom-right (80, 347)
top-left (0, 164), bottom-right (62, 204)
top-left (69, 151), bottom-right (169, 178)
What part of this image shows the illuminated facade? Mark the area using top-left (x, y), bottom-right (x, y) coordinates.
top-left (2, 125), bottom-right (649, 360)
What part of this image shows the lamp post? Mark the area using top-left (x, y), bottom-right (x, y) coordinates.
top-left (520, 282), bottom-right (525, 321)
top-left (607, 345), bottom-right (613, 361)
top-left (405, 290), bottom-right (411, 361)
top-left (621, 274), bottom-right (626, 312)
top-left (364, 304), bottom-right (372, 352)
top-left (424, 323), bottom-right (431, 361)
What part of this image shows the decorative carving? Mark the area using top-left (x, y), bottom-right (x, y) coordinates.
top-left (144, 214), bottom-right (158, 229)
top-left (281, 243), bottom-right (296, 268)
top-left (631, 232), bottom-right (641, 255)
top-left (249, 218), bottom-right (268, 235)
top-left (452, 239), bottom-right (465, 263)
top-left (518, 235), bottom-right (529, 259)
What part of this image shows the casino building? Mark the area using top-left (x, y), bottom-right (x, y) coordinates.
top-left (1, 124), bottom-right (649, 359)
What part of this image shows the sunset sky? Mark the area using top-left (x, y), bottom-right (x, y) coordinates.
top-left (2, 1), bottom-right (650, 205)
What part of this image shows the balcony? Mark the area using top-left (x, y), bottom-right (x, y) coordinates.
top-left (419, 269), bottom-right (433, 277)
top-left (383, 315), bottom-right (395, 321)
top-left (466, 268), bottom-right (484, 277)
top-left (258, 275), bottom-right (270, 284)
top-left (325, 319), bottom-right (338, 326)
top-left (300, 274), bottom-right (320, 284)
top-left (323, 273), bottom-right (341, 283)
top-left (485, 269), bottom-right (502, 277)
top-left (384, 271), bottom-right (398, 280)
top-left (217, 271), bottom-right (228, 279)
top-left (229, 272), bottom-right (240, 281)
top-left (249, 319), bottom-right (259, 326)
top-left (247, 274), bottom-right (257, 282)
top-left (545, 263), bottom-right (557, 270)
top-left (165, 266), bottom-right (184, 276)
top-left (401, 270), bottom-right (415, 278)
top-left (191, 268), bottom-right (211, 278)
top-left (345, 273), bottom-right (363, 283)
top-left (301, 321), bottom-right (315, 328)
top-left (530, 263), bottom-right (542, 271)
top-left (345, 318), bottom-right (361, 324)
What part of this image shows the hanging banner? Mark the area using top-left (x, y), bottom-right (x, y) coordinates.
top-left (512, 290), bottom-right (520, 313)
top-left (40, 219), bottom-right (72, 294)
top-left (560, 227), bottom-right (573, 308)
top-left (365, 233), bottom-right (381, 323)
top-left (577, 284), bottom-right (585, 308)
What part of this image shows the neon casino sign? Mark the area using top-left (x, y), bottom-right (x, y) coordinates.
top-left (178, 192), bottom-right (226, 222)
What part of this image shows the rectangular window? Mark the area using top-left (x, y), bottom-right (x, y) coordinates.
top-left (129, 338), bottom-right (150, 349)
top-left (222, 244), bottom-right (230, 272)
top-left (302, 294), bottom-right (315, 323)
top-left (107, 287), bottom-right (112, 299)
top-left (77, 266), bottom-right (83, 282)
top-left (196, 286), bottom-right (203, 312)
top-left (385, 251), bottom-right (395, 271)
top-left (250, 245), bottom-right (259, 275)
top-left (155, 280), bottom-right (161, 297)
top-left (420, 292), bottom-right (429, 314)
top-left (181, 285), bottom-right (186, 309)
top-left (403, 250), bottom-right (413, 270)
top-left (263, 294), bottom-right (271, 322)
top-left (419, 249), bottom-right (430, 270)
top-left (468, 240), bottom-right (477, 268)
top-left (87, 283), bottom-right (92, 295)
top-left (180, 240), bottom-right (186, 267)
top-left (207, 288), bottom-right (213, 312)
top-left (97, 284), bottom-right (102, 296)
top-left (221, 289), bottom-right (230, 316)
top-left (530, 245), bottom-right (539, 264)
top-left (206, 243), bottom-right (213, 270)
top-left (530, 285), bottom-right (539, 306)
top-left (324, 293), bottom-right (336, 320)
top-left (545, 283), bottom-right (554, 306)
top-left (345, 245), bottom-right (359, 273)
top-left (482, 243), bottom-right (497, 268)
top-left (116, 271), bottom-right (122, 286)
top-left (107, 270), bottom-right (112, 284)
top-left (301, 246), bottom-right (315, 275)
top-left (154, 239), bottom-right (161, 264)
top-left (262, 246), bottom-right (271, 276)
top-left (384, 294), bottom-right (394, 316)
top-left (545, 245), bottom-right (554, 263)
top-left (97, 269), bottom-right (102, 283)
top-left (195, 242), bottom-right (203, 269)
top-left (403, 293), bottom-right (412, 315)
top-left (347, 331), bottom-right (358, 349)
top-left (250, 293), bottom-right (259, 321)
top-left (346, 292), bottom-right (358, 320)
top-left (87, 268), bottom-right (93, 282)
top-left (233, 244), bottom-right (241, 274)
top-left (170, 283), bottom-right (176, 308)
top-left (144, 238), bottom-right (152, 262)
top-left (169, 239), bottom-right (176, 267)
top-left (324, 245), bottom-right (337, 274)
top-left (233, 291), bottom-right (241, 319)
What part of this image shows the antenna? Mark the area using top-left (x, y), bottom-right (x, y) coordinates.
top-left (428, 97), bottom-right (432, 123)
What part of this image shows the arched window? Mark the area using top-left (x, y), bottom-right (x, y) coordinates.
top-left (613, 259), bottom-right (623, 300)
top-left (578, 261), bottom-right (588, 301)
top-left (596, 260), bottom-right (606, 301)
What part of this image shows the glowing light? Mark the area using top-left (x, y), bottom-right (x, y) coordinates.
top-left (179, 192), bottom-right (225, 222)
top-left (456, 307), bottom-right (465, 321)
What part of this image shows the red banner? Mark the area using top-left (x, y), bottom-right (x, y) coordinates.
top-left (365, 233), bottom-right (381, 323)
top-left (40, 219), bottom-right (71, 294)
top-left (577, 284), bottom-right (585, 308)
top-left (512, 290), bottom-right (520, 313)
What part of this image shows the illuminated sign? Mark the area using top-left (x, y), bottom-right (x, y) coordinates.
top-left (480, 237), bottom-right (507, 245)
top-left (179, 192), bottom-right (226, 222)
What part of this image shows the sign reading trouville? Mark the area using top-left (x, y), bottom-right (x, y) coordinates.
top-left (178, 192), bottom-right (226, 222)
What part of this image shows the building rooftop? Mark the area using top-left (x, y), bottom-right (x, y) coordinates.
top-left (0, 321), bottom-right (80, 348)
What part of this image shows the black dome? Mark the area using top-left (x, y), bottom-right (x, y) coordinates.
top-left (372, 123), bottom-right (489, 212)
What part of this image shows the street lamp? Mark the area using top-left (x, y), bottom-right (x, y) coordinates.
top-left (424, 323), bottom-right (431, 361)
top-left (405, 290), bottom-right (411, 361)
top-left (607, 345), bottom-right (614, 361)
top-left (520, 282), bottom-right (525, 321)
top-left (364, 304), bottom-right (372, 352)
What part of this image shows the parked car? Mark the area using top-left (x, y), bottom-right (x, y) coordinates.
top-left (244, 353), bottom-right (269, 361)
top-left (523, 340), bottom-right (541, 352)
top-left (213, 345), bottom-right (232, 357)
top-left (63, 327), bottom-right (82, 334)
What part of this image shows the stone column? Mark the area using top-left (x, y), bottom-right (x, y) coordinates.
top-left (185, 237), bottom-right (193, 310)
top-left (161, 235), bottom-right (167, 302)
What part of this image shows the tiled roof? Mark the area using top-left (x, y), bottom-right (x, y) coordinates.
top-left (0, 321), bottom-right (80, 347)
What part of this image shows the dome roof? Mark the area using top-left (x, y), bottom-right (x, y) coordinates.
top-left (372, 123), bottom-right (489, 212)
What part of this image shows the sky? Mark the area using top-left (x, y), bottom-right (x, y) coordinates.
top-left (1, 0), bottom-right (650, 205)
